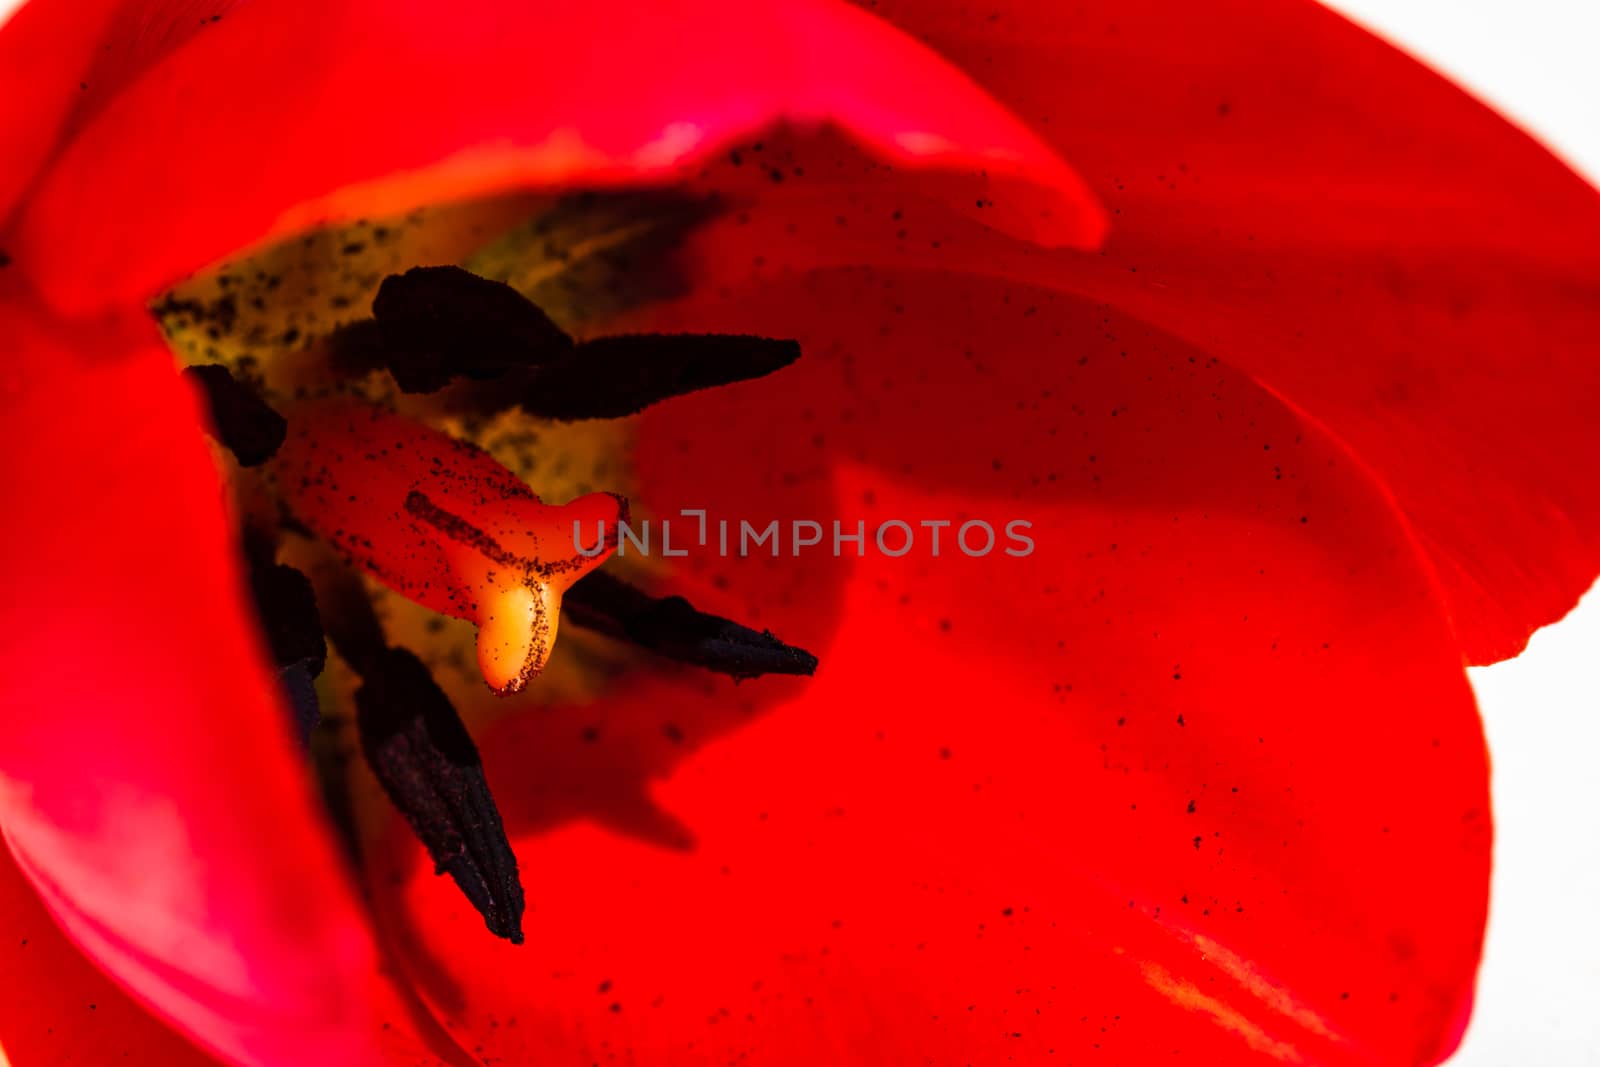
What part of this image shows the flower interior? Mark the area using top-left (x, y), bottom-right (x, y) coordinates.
top-left (156, 191), bottom-right (819, 944)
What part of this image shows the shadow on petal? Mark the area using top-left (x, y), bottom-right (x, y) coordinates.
top-left (363, 275), bottom-right (1489, 1066)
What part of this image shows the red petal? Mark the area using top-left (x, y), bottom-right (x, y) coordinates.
top-left (0, 297), bottom-right (464, 1067)
top-left (9, 0), bottom-right (1102, 315)
top-left (678, 0), bottom-right (1600, 663)
top-left (367, 273), bottom-right (1490, 1065)
top-left (0, 0), bottom-right (251, 226)
top-left (0, 0), bottom-right (117, 226)
top-left (0, 839), bottom-right (221, 1066)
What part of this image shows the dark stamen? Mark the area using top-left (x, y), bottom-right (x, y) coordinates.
top-left (315, 562), bottom-right (525, 943)
top-left (345, 266), bottom-right (800, 418)
top-left (184, 363), bottom-right (287, 466)
top-left (519, 333), bottom-right (801, 421)
top-left (368, 265), bottom-right (573, 393)
top-left (563, 571), bottom-right (818, 679)
top-left (354, 646), bottom-right (526, 944)
top-left (244, 550), bottom-right (327, 743)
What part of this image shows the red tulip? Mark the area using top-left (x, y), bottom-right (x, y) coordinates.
top-left (1, 1), bottom-right (1595, 1065)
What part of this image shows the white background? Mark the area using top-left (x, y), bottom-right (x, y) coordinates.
top-left (0, 0), bottom-right (1596, 1064)
top-left (1455, 585), bottom-right (1600, 1066)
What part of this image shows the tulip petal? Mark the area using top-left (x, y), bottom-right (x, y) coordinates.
top-left (10, 0), bottom-right (1103, 314)
top-left (0, 0), bottom-right (117, 227)
top-left (365, 272), bottom-right (1490, 1065)
top-left (0, 0), bottom-right (249, 226)
top-left (675, 0), bottom-right (1600, 663)
top-left (0, 298), bottom-right (468, 1067)
top-left (0, 840), bottom-right (219, 1066)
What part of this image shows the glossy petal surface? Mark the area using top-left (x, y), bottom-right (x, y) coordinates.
top-left (0, 297), bottom-right (462, 1067)
top-left (0, 840), bottom-right (219, 1066)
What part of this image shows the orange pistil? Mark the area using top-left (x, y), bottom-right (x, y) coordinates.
top-left (274, 398), bottom-right (623, 693)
